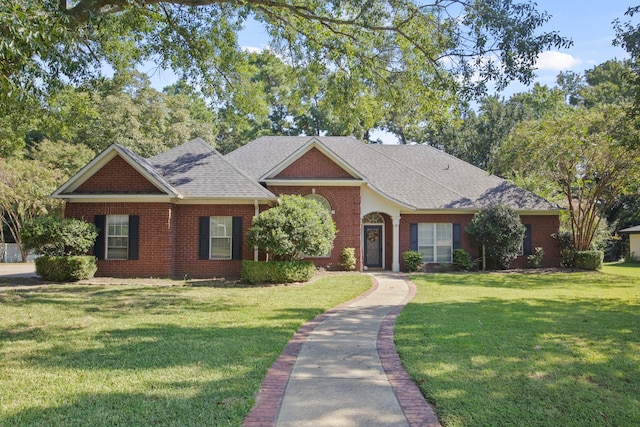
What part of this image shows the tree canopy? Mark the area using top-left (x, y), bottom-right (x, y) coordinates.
top-left (2, 1), bottom-right (570, 108)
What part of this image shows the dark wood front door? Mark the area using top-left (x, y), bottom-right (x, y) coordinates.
top-left (364, 225), bottom-right (383, 268)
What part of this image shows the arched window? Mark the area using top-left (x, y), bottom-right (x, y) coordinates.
top-left (304, 193), bottom-right (331, 212)
top-left (363, 212), bottom-right (384, 224)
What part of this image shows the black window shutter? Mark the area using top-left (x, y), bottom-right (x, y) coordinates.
top-left (128, 215), bottom-right (139, 260)
top-left (94, 215), bottom-right (106, 260)
top-left (523, 224), bottom-right (532, 256)
top-left (410, 223), bottom-right (418, 251)
top-left (232, 217), bottom-right (243, 260)
top-left (453, 223), bottom-right (461, 250)
top-left (198, 217), bottom-right (210, 260)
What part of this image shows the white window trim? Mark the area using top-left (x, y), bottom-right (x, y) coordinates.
top-left (106, 214), bottom-right (129, 260)
top-left (418, 223), bottom-right (453, 263)
top-left (210, 216), bottom-right (232, 260)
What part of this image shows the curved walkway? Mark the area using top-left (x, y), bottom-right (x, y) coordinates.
top-left (244, 272), bottom-right (441, 427)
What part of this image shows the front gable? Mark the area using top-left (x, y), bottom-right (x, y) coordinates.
top-left (75, 155), bottom-right (164, 194)
top-left (52, 144), bottom-right (180, 201)
top-left (275, 147), bottom-right (356, 179)
top-left (261, 138), bottom-right (364, 186)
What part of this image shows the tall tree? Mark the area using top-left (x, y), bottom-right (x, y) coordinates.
top-left (499, 105), bottom-right (640, 251)
top-left (0, 158), bottom-right (63, 261)
top-left (1, 1), bottom-right (570, 126)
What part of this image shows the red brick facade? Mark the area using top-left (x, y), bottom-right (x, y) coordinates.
top-left (398, 213), bottom-right (561, 270)
top-left (65, 202), bottom-right (177, 277)
top-left (76, 156), bottom-right (163, 193)
top-left (267, 185), bottom-right (362, 270)
top-left (63, 149), bottom-right (561, 278)
top-left (275, 148), bottom-right (355, 179)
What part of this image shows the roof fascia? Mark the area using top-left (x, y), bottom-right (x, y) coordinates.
top-left (400, 208), bottom-right (563, 215)
top-left (51, 145), bottom-right (180, 199)
top-left (259, 138), bottom-right (365, 181)
top-left (264, 179), bottom-right (364, 187)
top-left (176, 197), bottom-right (278, 205)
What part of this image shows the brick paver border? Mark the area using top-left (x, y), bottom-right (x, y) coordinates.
top-left (243, 273), bottom-right (442, 427)
top-left (376, 274), bottom-right (442, 427)
top-left (243, 277), bottom-right (380, 427)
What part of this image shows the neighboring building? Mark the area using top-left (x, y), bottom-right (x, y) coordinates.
top-left (52, 136), bottom-right (561, 277)
top-left (620, 225), bottom-right (640, 261)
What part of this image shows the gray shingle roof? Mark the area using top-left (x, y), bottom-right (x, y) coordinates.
top-left (620, 225), bottom-right (640, 233)
top-left (225, 136), bottom-right (558, 211)
top-left (148, 138), bottom-right (275, 199)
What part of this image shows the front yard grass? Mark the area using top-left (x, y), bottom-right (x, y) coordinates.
top-left (395, 272), bottom-right (640, 427)
top-left (602, 261), bottom-right (640, 278)
top-left (0, 274), bottom-right (371, 426)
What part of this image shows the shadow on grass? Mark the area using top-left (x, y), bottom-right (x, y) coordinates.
top-left (396, 297), bottom-right (640, 426)
top-left (1, 320), bottom-right (307, 426)
top-left (2, 380), bottom-right (255, 426)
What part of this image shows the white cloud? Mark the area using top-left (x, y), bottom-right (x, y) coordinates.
top-left (536, 51), bottom-right (581, 71)
top-left (241, 45), bottom-right (264, 54)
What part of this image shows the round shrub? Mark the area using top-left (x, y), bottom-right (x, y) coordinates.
top-left (465, 204), bottom-right (525, 270)
top-left (403, 250), bottom-right (423, 272)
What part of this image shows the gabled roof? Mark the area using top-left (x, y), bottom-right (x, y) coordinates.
top-left (225, 136), bottom-right (559, 212)
top-left (52, 143), bottom-right (180, 199)
top-left (53, 138), bottom-right (276, 202)
top-left (148, 138), bottom-right (276, 200)
top-left (259, 137), bottom-right (364, 181)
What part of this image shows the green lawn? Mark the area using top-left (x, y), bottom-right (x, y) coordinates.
top-left (602, 262), bottom-right (640, 278)
top-left (0, 275), bottom-right (371, 426)
top-left (395, 272), bottom-right (640, 427)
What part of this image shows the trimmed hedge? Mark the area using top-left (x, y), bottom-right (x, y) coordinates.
top-left (241, 260), bottom-right (315, 284)
top-left (35, 256), bottom-right (98, 282)
top-left (575, 251), bottom-right (604, 271)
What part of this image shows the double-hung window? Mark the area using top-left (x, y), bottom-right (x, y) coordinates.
top-left (106, 215), bottom-right (129, 260)
top-left (417, 223), bottom-right (453, 263)
top-left (209, 216), bottom-right (232, 259)
top-left (94, 214), bottom-right (139, 260)
top-left (198, 216), bottom-right (242, 260)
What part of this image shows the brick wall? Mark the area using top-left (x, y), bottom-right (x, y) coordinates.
top-left (275, 148), bottom-right (355, 179)
top-left (173, 204), bottom-right (258, 278)
top-left (75, 156), bottom-right (163, 193)
top-left (267, 185), bottom-right (362, 270)
top-left (65, 202), bottom-right (176, 277)
top-left (399, 213), bottom-right (561, 270)
top-left (514, 215), bottom-right (561, 268)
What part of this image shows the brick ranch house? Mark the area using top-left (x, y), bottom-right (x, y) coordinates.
top-left (52, 136), bottom-right (561, 277)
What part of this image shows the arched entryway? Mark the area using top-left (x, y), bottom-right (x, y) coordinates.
top-left (363, 212), bottom-right (385, 269)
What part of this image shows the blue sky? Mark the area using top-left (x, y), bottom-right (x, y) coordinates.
top-left (502, 0), bottom-right (631, 95)
top-left (144, 1), bottom-right (634, 143)
top-left (149, 1), bottom-right (633, 94)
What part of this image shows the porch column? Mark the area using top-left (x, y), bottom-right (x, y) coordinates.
top-left (392, 216), bottom-right (400, 272)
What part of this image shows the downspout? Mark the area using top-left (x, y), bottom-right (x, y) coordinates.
top-left (254, 200), bottom-right (259, 261)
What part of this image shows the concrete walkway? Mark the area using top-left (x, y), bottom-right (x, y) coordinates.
top-left (244, 272), bottom-right (441, 427)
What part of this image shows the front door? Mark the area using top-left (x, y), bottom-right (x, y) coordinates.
top-left (364, 225), bottom-right (383, 268)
